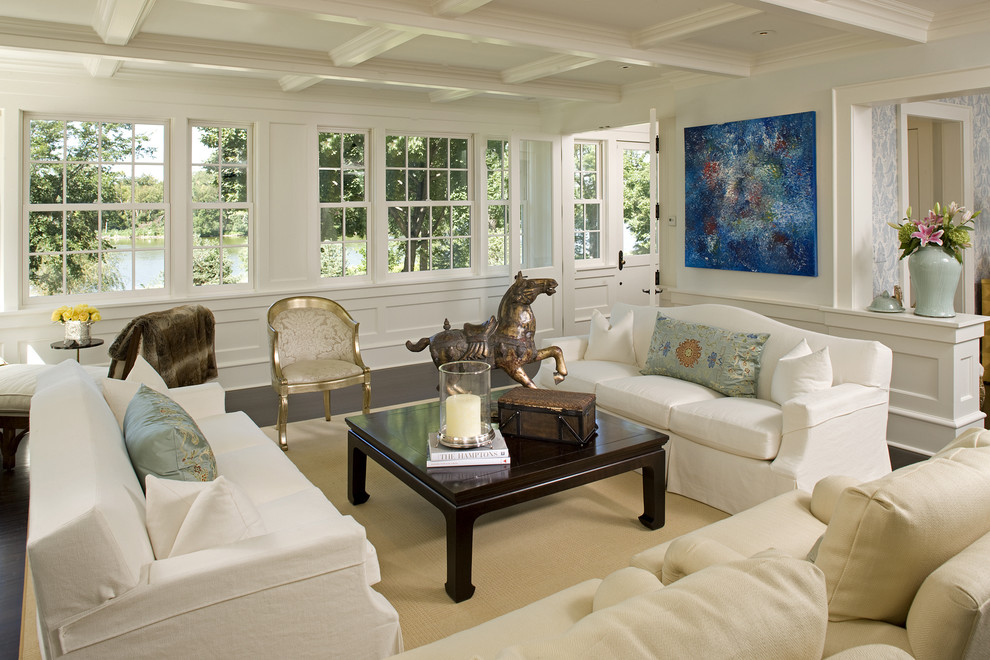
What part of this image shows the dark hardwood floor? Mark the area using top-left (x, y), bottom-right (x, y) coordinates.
top-left (0, 359), bottom-right (927, 659)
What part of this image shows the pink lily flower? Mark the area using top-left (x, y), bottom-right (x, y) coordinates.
top-left (912, 223), bottom-right (944, 246)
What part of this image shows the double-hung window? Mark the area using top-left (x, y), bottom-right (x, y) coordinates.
top-left (27, 118), bottom-right (167, 297)
top-left (190, 124), bottom-right (250, 286)
top-left (318, 130), bottom-right (368, 277)
top-left (573, 141), bottom-right (602, 261)
top-left (385, 134), bottom-right (472, 273)
top-left (486, 139), bottom-right (509, 267)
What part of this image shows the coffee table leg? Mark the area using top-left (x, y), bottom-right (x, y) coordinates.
top-left (347, 432), bottom-right (370, 505)
top-left (443, 507), bottom-right (477, 602)
top-left (638, 451), bottom-right (665, 530)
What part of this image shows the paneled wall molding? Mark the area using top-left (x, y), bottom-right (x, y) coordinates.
top-left (0, 272), bottom-right (540, 395)
top-left (663, 288), bottom-right (987, 455)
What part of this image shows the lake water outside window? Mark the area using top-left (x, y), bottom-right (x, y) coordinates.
top-left (191, 124), bottom-right (251, 286)
top-left (26, 119), bottom-right (168, 297)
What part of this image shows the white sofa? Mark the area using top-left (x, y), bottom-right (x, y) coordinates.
top-left (27, 360), bottom-right (402, 659)
top-left (537, 302), bottom-right (893, 513)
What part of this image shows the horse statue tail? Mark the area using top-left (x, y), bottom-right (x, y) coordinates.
top-left (406, 337), bottom-right (430, 352)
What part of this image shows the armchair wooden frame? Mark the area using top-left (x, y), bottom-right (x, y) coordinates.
top-left (267, 296), bottom-right (371, 450)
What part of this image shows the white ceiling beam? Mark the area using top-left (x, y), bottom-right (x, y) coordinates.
top-left (754, 0), bottom-right (932, 43)
top-left (428, 88), bottom-right (479, 103)
top-left (84, 56), bottom-right (122, 77)
top-left (501, 55), bottom-right (601, 85)
top-left (93, 0), bottom-right (156, 46)
top-left (635, 4), bottom-right (762, 47)
top-left (278, 74), bottom-right (321, 92)
top-left (0, 21), bottom-right (620, 103)
top-left (329, 27), bottom-right (418, 67)
top-left (432, 0), bottom-right (494, 18)
top-left (181, 0), bottom-right (751, 77)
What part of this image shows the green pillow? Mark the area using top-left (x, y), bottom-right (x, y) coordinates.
top-left (123, 384), bottom-right (217, 488)
top-left (640, 316), bottom-right (769, 397)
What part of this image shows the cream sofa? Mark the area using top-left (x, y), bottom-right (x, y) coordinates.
top-left (631, 428), bottom-right (990, 659)
top-left (394, 553), bottom-right (831, 659)
top-left (27, 360), bottom-right (402, 659)
top-left (537, 302), bottom-right (893, 513)
top-left (391, 430), bottom-right (989, 660)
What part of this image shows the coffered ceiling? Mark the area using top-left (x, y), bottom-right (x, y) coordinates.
top-left (0, 0), bottom-right (987, 105)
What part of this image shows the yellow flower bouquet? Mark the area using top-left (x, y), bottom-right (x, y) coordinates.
top-left (51, 304), bottom-right (102, 324)
top-left (52, 304), bottom-right (101, 343)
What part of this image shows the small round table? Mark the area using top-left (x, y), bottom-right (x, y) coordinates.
top-left (50, 337), bottom-right (104, 362)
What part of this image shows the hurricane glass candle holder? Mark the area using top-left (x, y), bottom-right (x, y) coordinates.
top-left (438, 360), bottom-right (494, 448)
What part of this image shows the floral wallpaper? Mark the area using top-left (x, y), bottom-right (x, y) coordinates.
top-left (872, 104), bottom-right (900, 297)
top-left (872, 93), bottom-right (990, 307)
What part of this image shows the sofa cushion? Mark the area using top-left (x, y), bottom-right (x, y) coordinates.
top-left (584, 309), bottom-right (636, 364)
top-left (554, 360), bottom-right (642, 394)
top-left (213, 442), bottom-right (318, 505)
top-left (145, 474), bottom-right (266, 559)
top-left (597, 375), bottom-right (722, 429)
top-left (123, 384), bottom-right (218, 487)
top-left (905, 531), bottom-right (990, 660)
top-left (641, 316), bottom-right (769, 397)
top-left (771, 339), bottom-right (833, 405)
top-left (815, 447), bottom-right (990, 625)
top-left (495, 554), bottom-right (827, 660)
top-left (668, 396), bottom-right (782, 460)
top-left (592, 567), bottom-right (663, 611)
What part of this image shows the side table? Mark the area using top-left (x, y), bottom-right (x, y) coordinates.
top-left (50, 337), bottom-right (104, 362)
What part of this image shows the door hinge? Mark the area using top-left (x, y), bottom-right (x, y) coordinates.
top-left (655, 135), bottom-right (660, 153)
top-left (654, 202), bottom-right (660, 219)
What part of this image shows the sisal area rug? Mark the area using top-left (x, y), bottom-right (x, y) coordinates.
top-left (20, 411), bottom-right (727, 657)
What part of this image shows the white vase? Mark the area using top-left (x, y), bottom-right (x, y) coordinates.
top-left (64, 320), bottom-right (91, 343)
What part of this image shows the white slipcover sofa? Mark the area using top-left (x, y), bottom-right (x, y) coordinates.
top-left (27, 360), bottom-right (402, 659)
top-left (537, 302), bottom-right (893, 513)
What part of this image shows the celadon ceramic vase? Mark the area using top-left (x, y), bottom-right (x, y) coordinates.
top-left (908, 245), bottom-right (962, 318)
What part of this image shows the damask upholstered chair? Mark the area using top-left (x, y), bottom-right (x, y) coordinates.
top-left (267, 296), bottom-right (371, 450)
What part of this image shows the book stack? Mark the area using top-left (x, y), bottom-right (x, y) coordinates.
top-left (427, 429), bottom-right (511, 468)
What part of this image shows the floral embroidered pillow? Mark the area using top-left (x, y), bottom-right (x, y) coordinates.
top-left (640, 316), bottom-right (769, 397)
top-left (123, 384), bottom-right (217, 488)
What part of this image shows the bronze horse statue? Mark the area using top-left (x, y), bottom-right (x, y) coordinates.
top-left (406, 272), bottom-right (567, 388)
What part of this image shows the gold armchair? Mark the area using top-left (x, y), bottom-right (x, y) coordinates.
top-left (267, 296), bottom-right (371, 450)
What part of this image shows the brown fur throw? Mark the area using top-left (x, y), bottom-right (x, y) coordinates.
top-left (108, 305), bottom-right (218, 387)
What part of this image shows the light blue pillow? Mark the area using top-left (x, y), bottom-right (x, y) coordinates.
top-left (640, 316), bottom-right (769, 397)
top-left (123, 384), bottom-right (217, 488)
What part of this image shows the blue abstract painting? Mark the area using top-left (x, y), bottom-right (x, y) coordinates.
top-left (684, 111), bottom-right (818, 276)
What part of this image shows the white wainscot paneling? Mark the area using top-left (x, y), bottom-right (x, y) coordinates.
top-left (824, 308), bottom-right (987, 455)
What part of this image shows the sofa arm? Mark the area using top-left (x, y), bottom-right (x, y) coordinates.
top-left (539, 335), bottom-right (588, 363)
top-left (773, 383), bottom-right (891, 492)
top-left (167, 381), bottom-right (227, 421)
top-left (56, 518), bottom-right (391, 655)
top-left (661, 536), bottom-right (746, 585)
top-left (810, 475), bottom-right (861, 524)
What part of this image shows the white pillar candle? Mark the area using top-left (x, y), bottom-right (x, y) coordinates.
top-left (445, 393), bottom-right (481, 438)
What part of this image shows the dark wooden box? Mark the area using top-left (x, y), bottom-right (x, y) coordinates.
top-left (497, 387), bottom-right (597, 445)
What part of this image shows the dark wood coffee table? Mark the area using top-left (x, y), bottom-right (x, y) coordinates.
top-left (346, 401), bottom-right (668, 602)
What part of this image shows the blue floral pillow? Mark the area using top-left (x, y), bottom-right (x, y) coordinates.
top-left (123, 384), bottom-right (217, 488)
top-left (640, 316), bottom-right (770, 397)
